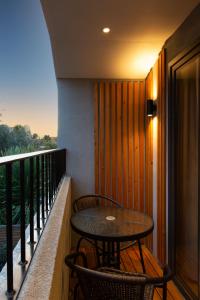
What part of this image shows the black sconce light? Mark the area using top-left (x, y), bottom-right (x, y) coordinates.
top-left (147, 99), bottom-right (157, 117)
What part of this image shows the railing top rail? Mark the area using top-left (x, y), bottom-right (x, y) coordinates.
top-left (0, 148), bottom-right (65, 166)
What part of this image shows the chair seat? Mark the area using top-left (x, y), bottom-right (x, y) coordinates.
top-left (66, 251), bottom-right (172, 300)
top-left (98, 267), bottom-right (154, 300)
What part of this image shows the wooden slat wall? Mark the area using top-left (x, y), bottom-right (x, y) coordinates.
top-left (94, 50), bottom-right (166, 263)
top-left (157, 49), bottom-right (166, 264)
top-left (94, 80), bottom-right (145, 210)
top-left (144, 49), bottom-right (166, 261)
top-left (145, 71), bottom-right (154, 251)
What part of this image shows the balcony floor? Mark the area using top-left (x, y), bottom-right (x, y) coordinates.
top-left (69, 245), bottom-right (184, 300)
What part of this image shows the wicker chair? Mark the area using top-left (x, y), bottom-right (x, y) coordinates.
top-left (65, 252), bottom-right (172, 300)
top-left (73, 194), bottom-right (146, 272)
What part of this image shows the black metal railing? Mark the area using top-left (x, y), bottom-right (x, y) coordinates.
top-left (0, 148), bottom-right (66, 298)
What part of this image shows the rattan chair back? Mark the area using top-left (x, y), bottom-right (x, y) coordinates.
top-left (66, 252), bottom-right (156, 300)
top-left (73, 194), bottom-right (121, 212)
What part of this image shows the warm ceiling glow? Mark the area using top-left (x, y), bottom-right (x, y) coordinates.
top-left (102, 27), bottom-right (110, 34)
top-left (131, 51), bottom-right (158, 78)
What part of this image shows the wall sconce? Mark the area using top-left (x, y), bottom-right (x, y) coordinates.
top-left (147, 99), bottom-right (157, 117)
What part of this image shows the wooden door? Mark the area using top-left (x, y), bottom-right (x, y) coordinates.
top-left (169, 44), bottom-right (200, 300)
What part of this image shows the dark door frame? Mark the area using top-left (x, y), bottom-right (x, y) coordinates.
top-left (168, 41), bottom-right (200, 300)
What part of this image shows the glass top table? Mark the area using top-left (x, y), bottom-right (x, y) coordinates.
top-left (71, 207), bottom-right (154, 270)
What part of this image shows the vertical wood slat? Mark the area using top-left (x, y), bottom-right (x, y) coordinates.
top-left (111, 83), bottom-right (117, 200)
top-left (99, 82), bottom-right (105, 197)
top-left (122, 82), bottom-right (128, 208)
top-left (128, 82), bottom-right (134, 209)
top-left (139, 81), bottom-right (145, 212)
top-left (133, 82), bottom-right (139, 210)
top-left (105, 82), bottom-right (111, 198)
top-left (145, 71), bottom-right (154, 251)
top-left (94, 82), bottom-right (99, 194)
top-left (116, 82), bottom-right (123, 206)
top-left (94, 80), bottom-right (145, 210)
top-left (157, 49), bottom-right (166, 263)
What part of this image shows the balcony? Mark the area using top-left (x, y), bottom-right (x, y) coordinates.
top-left (0, 149), bottom-right (68, 299)
top-left (1, 1), bottom-right (200, 300)
top-left (0, 153), bottom-right (183, 299)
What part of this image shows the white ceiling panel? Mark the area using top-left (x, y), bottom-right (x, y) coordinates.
top-left (41, 0), bottom-right (199, 79)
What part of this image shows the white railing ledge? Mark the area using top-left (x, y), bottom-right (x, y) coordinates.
top-left (17, 176), bottom-right (71, 300)
top-left (0, 149), bottom-right (59, 165)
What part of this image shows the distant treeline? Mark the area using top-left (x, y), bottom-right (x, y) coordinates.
top-left (0, 124), bottom-right (57, 156)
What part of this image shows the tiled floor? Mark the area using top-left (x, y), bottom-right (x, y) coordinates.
top-left (69, 245), bottom-right (184, 300)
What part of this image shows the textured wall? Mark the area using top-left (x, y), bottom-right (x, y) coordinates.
top-left (57, 79), bottom-right (95, 199)
top-left (18, 177), bottom-right (71, 300)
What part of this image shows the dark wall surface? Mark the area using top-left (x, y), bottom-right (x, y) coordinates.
top-left (164, 4), bottom-right (200, 63)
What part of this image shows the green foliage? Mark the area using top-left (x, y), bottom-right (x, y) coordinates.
top-left (0, 160), bottom-right (31, 225)
top-left (0, 124), bottom-right (57, 156)
top-left (0, 124), bottom-right (57, 225)
top-left (0, 124), bottom-right (12, 151)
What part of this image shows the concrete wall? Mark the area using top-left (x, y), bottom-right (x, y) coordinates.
top-left (18, 177), bottom-right (71, 300)
top-left (57, 79), bottom-right (94, 199)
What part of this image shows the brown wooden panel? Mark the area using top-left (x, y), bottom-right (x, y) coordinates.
top-left (128, 82), bottom-right (134, 209)
top-left (116, 82), bottom-right (123, 206)
top-left (94, 82), bottom-right (99, 194)
top-left (157, 49), bottom-right (166, 264)
top-left (145, 71), bottom-right (153, 251)
top-left (94, 72), bottom-right (167, 261)
top-left (94, 80), bottom-right (145, 210)
top-left (105, 82), bottom-right (111, 198)
top-left (111, 82), bottom-right (117, 200)
top-left (139, 81), bottom-right (145, 212)
top-left (133, 82), bottom-right (139, 210)
top-left (122, 82), bottom-right (128, 208)
top-left (99, 82), bottom-right (105, 196)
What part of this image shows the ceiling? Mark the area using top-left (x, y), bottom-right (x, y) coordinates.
top-left (41, 0), bottom-right (199, 79)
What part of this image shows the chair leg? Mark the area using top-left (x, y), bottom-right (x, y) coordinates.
top-left (163, 282), bottom-right (167, 300)
top-left (73, 282), bottom-right (79, 300)
top-left (137, 239), bottom-right (146, 273)
top-left (71, 237), bottom-right (85, 278)
top-left (76, 237), bottom-right (84, 252)
top-left (95, 240), bottom-right (101, 267)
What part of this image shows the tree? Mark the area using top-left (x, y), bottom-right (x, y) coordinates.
top-left (40, 135), bottom-right (56, 149)
top-left (11, 125), bottom-right (32, 148)
top-left (0, 125), bottom-right (12, 152)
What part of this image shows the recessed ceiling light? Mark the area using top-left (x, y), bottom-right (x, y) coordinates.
top-left (102, 27), bottom-right (110, 34)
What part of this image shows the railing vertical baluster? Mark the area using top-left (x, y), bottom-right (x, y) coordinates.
top-left (36, 156), bottom-right (40, 229)
top-left (19, 160), bottom-right (27, 266)
top-left (48, 154), bottom-right (51, 207)
top-left (29, 157), bottom-right (34, 243)
top-left (5, 163), bottom-right (15, 296)
top-left (53, 152), bottom-right (56, 197)
top-left (63, 149), bottom-right (66, 176)
top-left (41, 155), bottom-right (45, 219)
top-left (49, 154), bottom-right (52, 205)
top-left (45, 155), bottom-right (48, 213)
top-left (54, 152), bottom-right (57, 190)
top-left (0, 149), bottom-right (66, 298)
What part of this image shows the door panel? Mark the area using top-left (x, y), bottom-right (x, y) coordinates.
top-left (175, 57), bottom-right (199, 298)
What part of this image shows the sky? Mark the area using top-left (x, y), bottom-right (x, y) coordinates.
top-left (0, 0), bottom-right (57, 137)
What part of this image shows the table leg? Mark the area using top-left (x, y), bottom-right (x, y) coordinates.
top-left (137, 239), bottom-right (146, 273)
top-left (107, 242), bottom-right (111, 267)
top-left (95, 241), bottom-right (101, 267)
top-left (116, 241), bottom-right (120, 269)
top-left (102, 241), bottom-right (106, 266)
